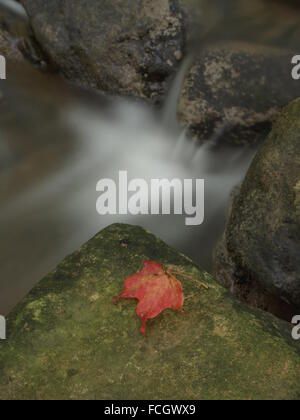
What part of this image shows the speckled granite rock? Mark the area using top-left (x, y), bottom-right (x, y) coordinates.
top-left (21, 0), bottom-right (186, 102)
top-left (0, 224), bottom-right (300, 400)
top-left (178, 42), bottom-right (300, 145)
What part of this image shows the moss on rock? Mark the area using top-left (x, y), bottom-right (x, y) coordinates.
top-left (0, 223), bottom-right (300, 400)
top-left (215, 98), bottom-right (300, 312)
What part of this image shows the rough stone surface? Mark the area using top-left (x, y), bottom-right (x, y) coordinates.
top-left (21, 0), bottom-right (186, 102)
top-left (0, 224), bottom-right (300, 400)
top-left (214, 99), bottom-right (300, 314)
top-left (0, 28), bottom-right (24, 62)
top-left (178, 42), bottom-right (300, 145)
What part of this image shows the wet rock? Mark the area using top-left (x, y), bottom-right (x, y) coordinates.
top-left (0, 0), bottom-right (30, 38)
top-left (214, 99), bottom-right (300, 316)
top-left (0, 1), bottom-right (47, 69)
top-left (0, 28), bottom-right (24, 62)
top-left (178, 42), bottom-right (300, 145)
top-left (0, 223), bottom-right (300, 399)
top-left (20, 0), bottom-right (186, 102)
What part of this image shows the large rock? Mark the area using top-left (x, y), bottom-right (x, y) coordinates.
top-left (214, 99), bottom-right (300, 316)
top-left (0, 223), bottom-right (300, 400)
top-left (178, 42), bottom-right (300, 145)
top-left (20, 0), bottom-right (185, 102)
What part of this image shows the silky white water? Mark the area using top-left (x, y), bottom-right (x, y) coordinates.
top-left (0, 66), bottom-right (255, 315)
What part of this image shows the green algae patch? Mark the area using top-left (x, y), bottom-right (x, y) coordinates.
top-left (0, 224), bottom-right (300, 400)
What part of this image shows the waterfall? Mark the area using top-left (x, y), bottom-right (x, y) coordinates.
top-left (0, 0), bottom-right (28, 19)
top-left (162, 56), bottom-right (193, 131)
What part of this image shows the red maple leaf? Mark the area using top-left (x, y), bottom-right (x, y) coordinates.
top-left (114, 261), bottom-right (184, 335)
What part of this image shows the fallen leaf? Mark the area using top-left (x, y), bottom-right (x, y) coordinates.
top-left (114, 261), bottom-right (184, 335)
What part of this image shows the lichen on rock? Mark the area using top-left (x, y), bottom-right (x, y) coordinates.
top-left (178, 42), bottom-right (300, 145)
top-left (20, 0), bottom-right (186, 103)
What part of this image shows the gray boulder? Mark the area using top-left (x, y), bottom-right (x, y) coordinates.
top-left (21, 0), bottom-right (186, 102)
top-left (214, 98), bottom-right (300, 316)
top-left (178, 42), bottom-right (300, 145)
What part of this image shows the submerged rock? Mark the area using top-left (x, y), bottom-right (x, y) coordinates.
top-left (0, 223), bottom-right (300, 400)
top-left (214, 99), bottom-right (300, 316)
top-left (20, 0), bottom-right (185, 102)
top-left (178, 42), bottom-right (300, 145)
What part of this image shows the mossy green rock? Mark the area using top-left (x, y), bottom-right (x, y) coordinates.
top-left (216, 99), bottom-right (300, 310)
top-left (1, 224), bottom-right (300, 400)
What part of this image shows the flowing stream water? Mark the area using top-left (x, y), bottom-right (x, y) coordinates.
top-left (0, 61), bottom-right (256, 316)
